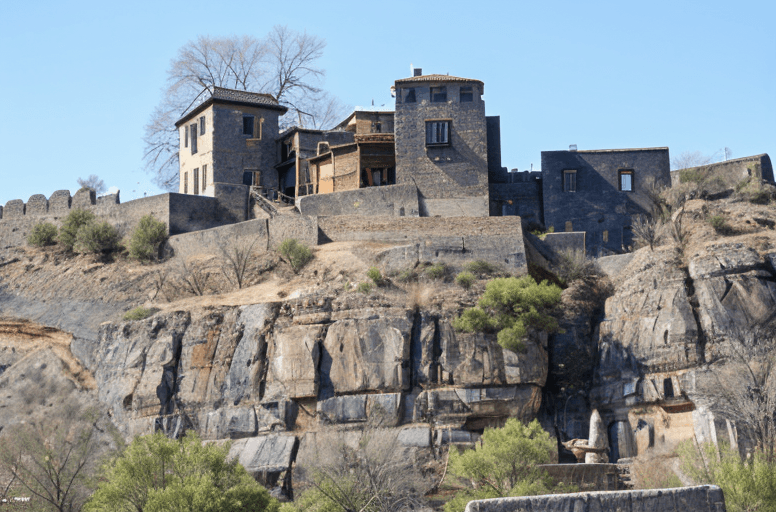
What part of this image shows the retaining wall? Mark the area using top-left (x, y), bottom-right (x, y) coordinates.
top-left (317, 215), bottom-right (527, 273)
top-left (165, 219), bottom-right (270, 260)
top-left (464, 485), bottom-right (726, 512)
top-left (297, 183), bottom-right (420, 218)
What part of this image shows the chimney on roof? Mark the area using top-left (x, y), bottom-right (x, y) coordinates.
top-left (569, 144), bottom-right (578, 151)
top-left (413, 68), bottom-right (422, 77)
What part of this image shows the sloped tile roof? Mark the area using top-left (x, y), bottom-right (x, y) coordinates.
top-left (211, 87), bottom-right (279, 106)
top-left (395, 74), bottom-right (483, 85)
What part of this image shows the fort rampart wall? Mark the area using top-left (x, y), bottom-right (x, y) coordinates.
top-left (670, 153), bottom-right (774, 187)
top-left (0, 185), bottom-right (250, 249)
top-left (297, 183), bottom-right (420, 218)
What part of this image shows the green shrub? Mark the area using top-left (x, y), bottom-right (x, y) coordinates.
top-left (679, 167), bottom-right (708, 184)
top-left (453, 276), bottom-right (562, 353)
top-left (27, 222), bottom-right (58, 247)
top-left (709, 214), bottom-right (733, 235)
top-left (366, 266), bottom-right (383, 286)
top-left (128, 215), bottom-right (168, 261)
top-left (464, 260), bottom-right (500, 276)
top-left (123, 306), bottom-right (158, 321)
top-left (356, 282), bottom-right (373, 294)
top-left (74, 221), bottom-right (120, 254)
top-left (424, 263), bottom-right (446, 280)
top-left (58, 209), bottom-right (95, 251)
top-left (394, 267), bottom-right (417, 283)
top-left (455, 271), bottom-right (475, 289)
top-left (444, 419), bottom-right (574, 512)
top-left (678, 440), bottom-right (776, 512)
top-left (277, 239), bottom-right (313, 273)
top-left (749, 190), bottom-right (771, 205)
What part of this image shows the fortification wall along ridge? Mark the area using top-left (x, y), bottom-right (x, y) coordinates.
top-left (0, 186), bottom-right (250, 249)
top-left (669, 153), bottom-right (774, 187)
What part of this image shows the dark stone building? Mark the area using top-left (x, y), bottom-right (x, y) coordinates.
top-left (540, 147), bottom-right (671, 254)
top-left (394, 71), bottom-right (492, 217)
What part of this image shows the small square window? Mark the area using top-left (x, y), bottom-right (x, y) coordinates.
top-left (199, 116), bottom-right (206, 135)
top-left (404, 88), bottom-right (416, 103)
top-left (430, 86), bottom-right (447, 103)
top-left (460, 86), bottom-right (473, 102)
top-left (243, 115), bottom-right (254, 137)
top-left (619, 170), bottom-right (633, 191)
top-left (563, 170), bottom-right (576, 192)
top-left (426, 120), bottom-right (451, 146)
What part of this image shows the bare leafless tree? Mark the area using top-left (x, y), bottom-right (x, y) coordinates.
top-left (144, 28), bottom-right (347, 190)
top-left (696, 323), bottom-right (776, 459)
top-left (631, 215), bottom-right (663, 251)
top-left (672, 151), bottom-right (714, 171)
top-left (76, 175), bottom-right (107, 195)
top-left (293, 428), bottom-right (433, 512)
top-left (177, 260), bottom-right (212, 296)
top-left (220, 238), bottom-right (260, 290)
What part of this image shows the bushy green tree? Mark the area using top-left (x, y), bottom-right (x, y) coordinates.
top-left (58, 209), bottom-right (95, 251)
top-left (679, 440), bottom-right (776, 512)
top-left (74, 221), bottom-right (120, 254)
top-left (453, 276), bottom-right (562, 352)
top-left (84, 431), bottom-right (278, 512)
top-left (128, 215), bottom-right (168, 261)
top-left (27, 222), bottom-right (58, 247)
top-left (277, 239), bottom-right (313, 273)
top-left (444, 419), bottom-right (570, 512)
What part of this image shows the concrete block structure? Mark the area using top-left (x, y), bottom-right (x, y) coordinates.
top-left (394, 72), bottom-right (491, 217)
top-left (540, 147), bottom-right (671, 254)
top-left (176, 87), bottom-right (288, 196)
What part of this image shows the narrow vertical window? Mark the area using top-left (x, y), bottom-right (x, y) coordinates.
top-left (243, 115), bottom-right (254, 137)
top-left (202, 164), bottom-right (207, 190)
top-left (199, 116), bottom-right (206, 135)
top-left (190, 123), bottom-right (198, 154)
top-left (184, 172), bottom-right (188, 194)
top-left (193, 168), bottom-right (199, 195)
top-left (563, 170), bottom-right (577, 192)
top-left (184, 125), bottom-right (189, 148)
top-left (619, 170), bottom-right (634, 191)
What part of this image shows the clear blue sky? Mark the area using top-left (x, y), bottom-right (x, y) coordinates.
top-left (1, 0), bottom-right (774, 206)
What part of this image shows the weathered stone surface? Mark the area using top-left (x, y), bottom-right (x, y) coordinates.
top-left (94, 312), bottom-right (190, 435)
top-left (586, 409), bottom-right (608, 463)
top-left (596, 247), bottom-right (700, 382)
top-left (264, 324), bottom-right (322, 400)
top-left (438, 322), bottom-right (547, 387)
top-left (414, 385), bottom-right (542, 426)
top-left (317, 394), bottom-right (367, 423)
top-left (398, 425), bottom-right (431, 447)
top-left (228, 434), bottom-right (298, 474)
top-left (688, 243), bottom-right (776, 359)
top-left (434, 428), bottom-right (480, 446)
top-left (200, 406), bottom-right (257, 440)
top-left (320, 313), bottom-right (412, 394)
top-left (176, 308), bottom-right (242, 407)
top-left (464, 485), bottom-right (727, 512)
top-left (224, 304), bottom-right (278, 404)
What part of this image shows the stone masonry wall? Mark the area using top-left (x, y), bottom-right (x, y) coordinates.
top-left (212, 103), bottom-right (282, 191)
top-left (297, 183), bottom-right (420, 218)
top-left (0, 188), bottom-right (248, 249)
top-left (670, 153), bottom-right (774, 187)
top-left (318, 215), bottom-right (527, 273)
top-left (464, 485), bottom-right (726, 512)
top-left (542, 148), bottom-right (670, 254)
top-left (394, 79), bottom-right (489, 217)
